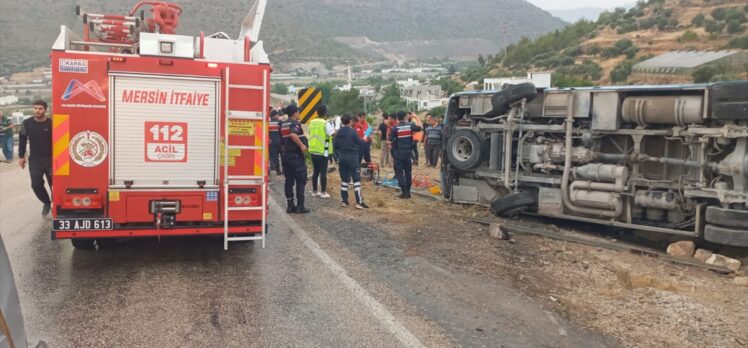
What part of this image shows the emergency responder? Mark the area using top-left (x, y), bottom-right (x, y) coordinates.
top-left (268, 109), bottom-right (282, 175)
top-left (280, 104), bottom-right (310, 214)
top-left (424, 115), bottom-right (444, 168)
top-left (309, 104), bottom-right (334, 199)
top-left (333, 114), bottom-right (369, 209)
top-left (389, 111), bottom-right (422, 199)
top-left (18, 100), bottom-right (53, 215)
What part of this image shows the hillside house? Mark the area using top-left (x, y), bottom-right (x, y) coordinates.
top-left (402, 85), bottom-right (446, 111)
top-left (633, 50), bottom-right (748, 76)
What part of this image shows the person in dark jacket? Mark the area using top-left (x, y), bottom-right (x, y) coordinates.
top-left (280, 104), bottom-right (310, 214)
top-left (390, 111), bottom-right (422, 199)
top-left (333, 114), bottom-right (369, 209)
top-left (18, 100), bottom-right (53, 215)
top-left (268, 109), bottom-right (282, 175)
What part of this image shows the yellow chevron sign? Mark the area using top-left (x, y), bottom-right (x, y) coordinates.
top-left (297, 87), bottom-right (323, 124)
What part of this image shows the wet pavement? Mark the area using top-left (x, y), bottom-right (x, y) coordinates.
top-left (1, 162), bottom-right (617, 347)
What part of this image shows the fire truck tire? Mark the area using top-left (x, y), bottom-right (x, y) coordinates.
top-left (490, 83), bottom-right (538, 115)
top-left (446, 129), bottom-right (485, 171)
top-left (704, 224), bottom-right (748, 247)
top-left (705, 206), bottom-right (748, 228)
top-left (71, 238), bottom-right (95, 250)
top-left (490, 191), bottom-right (537, 217)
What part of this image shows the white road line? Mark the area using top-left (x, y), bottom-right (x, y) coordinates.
top-left (269, 198), bottom-right (425, 348)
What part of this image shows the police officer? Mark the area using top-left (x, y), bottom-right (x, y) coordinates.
top-left (268, 109), bottom-right (282, 175)
top-left (280, 104), bottom-right (310, 214)
top-left (333, 114), bottom-right (368, 209)
top-left (389, 111), bottom-right (423, 199)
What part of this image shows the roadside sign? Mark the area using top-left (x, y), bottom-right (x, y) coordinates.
top-left (297, 87), bottom-right (322, 124)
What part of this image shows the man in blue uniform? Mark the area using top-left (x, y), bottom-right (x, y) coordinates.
top-left (389, 111), bottom-right (422, 199)
top-left (268, 109), bottom-right (282, 175)
top-left (333, 114), bottom-right (369, 209)
top-left (280, 104), bottom-right (310, 214)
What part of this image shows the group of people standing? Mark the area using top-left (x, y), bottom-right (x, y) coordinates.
top-left (268, 104), bottom-right (441, 213)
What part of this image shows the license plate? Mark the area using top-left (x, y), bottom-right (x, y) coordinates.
top-left (53, 218), bottom-right (113, 231)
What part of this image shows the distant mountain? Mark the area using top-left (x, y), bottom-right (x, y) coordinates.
top-left (549, 7), bottom-right (608, 23)
top-left (0, 0), bottom-right (566, 75)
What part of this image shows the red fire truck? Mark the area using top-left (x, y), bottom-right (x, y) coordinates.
top-left (50, 1), bottom-right (270, 249)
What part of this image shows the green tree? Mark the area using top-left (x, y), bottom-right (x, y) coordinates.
top-left (692, 13), bottom-right (705, 27)
top-left (377, 83), bottom-right (408, 114)
top-left (712, 7), bottom-right (728, 21)
top-left (313, 81), bottom-right (336, 105)
top-left (429, 106), bottom-right (447, 118)
top-left (271, 83), bottom-right (289, 95)
top-left (329, 89), bottom-right (364, 115)
top-left (727, 20), bottom-right (745, 33)
top-left (553, 73), bottom-right (593, 88)
top-left (692, 66), bottom-right (720, 83)
top-left (681, 30), bottom-right (699, 42)
top-left (610, 60), bottom-right (635, 83)
top-left (434, 77), bottom-right (465, 95)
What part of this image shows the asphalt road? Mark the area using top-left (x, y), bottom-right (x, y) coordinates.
top-left (0, 161), bottom-right (617, 347)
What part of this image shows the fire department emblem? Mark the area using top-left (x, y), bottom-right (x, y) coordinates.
top-left (69, 131), bottom-right (108, 167)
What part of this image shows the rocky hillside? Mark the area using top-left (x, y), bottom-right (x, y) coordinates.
top-left (489, 0), bottom-right (748, 85)
top-left (0, 0), bottom-right (566, 75)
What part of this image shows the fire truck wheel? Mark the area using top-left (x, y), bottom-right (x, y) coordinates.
top-left (71, 238), bottom-right (96, 250)
top-left (490, 83), bottom-right (538, 116)
top-left (490, 191), bottom-right (537, 217)
top-left (446, 129), bottom-right (485, 171)
top-left (704, 224), bottom-right (748, 247)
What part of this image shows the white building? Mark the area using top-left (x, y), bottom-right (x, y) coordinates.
top-left (396, 78), bottom-right (421, 89)
top-left (484, 72), bottom-right (552, 90)
top-left (0, 95), bottom-right (18, 106)
top-left (402, 85), bottom-right (447, 111)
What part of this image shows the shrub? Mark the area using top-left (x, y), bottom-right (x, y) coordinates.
top-left (639, 17), bottom-right (658, 29)
top-left (691, 13), bottom-right (705, 27)
top-left (624, 46), bottom-right (640, 59)
top-left (585, 44), bottom-right (603, 56)
top-left (617, 22), bottom-right (639, 34)
top-left (712, 8), bottom-right (728, 20)
top-left (657, 17), bottom-right (669, 30)
top-left (553, 73), bottom-right (593, 88)
top-left (610, 61), bottom-right (634, 83)
top-left (726, 36), bottom-right (748, 49)
top-left (705, 20), bottom-right (726, 34)
top-left (681, 30), bottom-right (699, 42)
top-left (692, 66), bottom-right (720, 83)
top-left (727, 20), bottom-right (745, 33)
top-left (725, 10), bottom-right (746, 23)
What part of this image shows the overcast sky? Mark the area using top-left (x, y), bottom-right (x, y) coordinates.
top-left (526, 0), bottom-right (633, 10)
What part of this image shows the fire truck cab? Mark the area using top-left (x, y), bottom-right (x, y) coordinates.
top-left (50, 2), bottom-right (271, 249)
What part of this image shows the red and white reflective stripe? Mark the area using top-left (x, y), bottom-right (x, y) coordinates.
top-left (280, 123), bottom-right (291, 137)
top-left (396, 126), bottom-right (412, 138)
top-left (269, 122), bottom-right (280, 132)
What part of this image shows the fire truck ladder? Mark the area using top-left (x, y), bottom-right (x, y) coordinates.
top-left (223, 66), bottom-right (268, 250)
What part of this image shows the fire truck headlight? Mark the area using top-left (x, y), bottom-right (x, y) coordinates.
top-left (234, 196), bottom-right (243, 205)
top-left (242, 196), bottom-right (251, 204)
top-left (73, 197), bottom-right (82, 206)
top-left (81, 197), bottom-right (92, 206)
